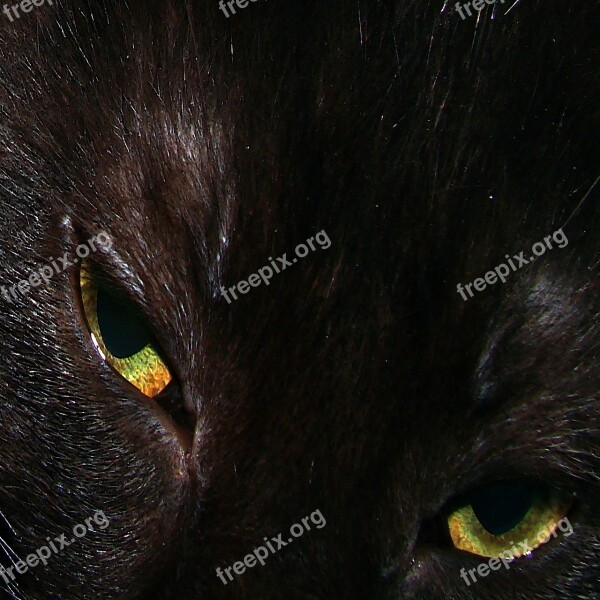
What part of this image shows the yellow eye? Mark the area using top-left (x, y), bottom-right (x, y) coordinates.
top-left (448, 481), bottom-right (573, 558)
top-left (80, 264), bottom-right (172, 398)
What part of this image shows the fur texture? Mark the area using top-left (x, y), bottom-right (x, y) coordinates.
top-left (0, 0), bottom-right (598, 598)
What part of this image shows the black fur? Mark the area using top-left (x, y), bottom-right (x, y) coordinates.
top-left (0, 0), bottom-right (598, 598)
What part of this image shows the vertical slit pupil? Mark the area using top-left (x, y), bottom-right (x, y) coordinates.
top-left (471, 482), bottom-right (534, 535)
top-left (96, 288), bottom-right (152, 359)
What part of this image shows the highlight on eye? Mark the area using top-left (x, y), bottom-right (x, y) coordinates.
top-left (447, 480), bottom-right (573, 558)
top-left (79, 262), bottom-right (172, 398)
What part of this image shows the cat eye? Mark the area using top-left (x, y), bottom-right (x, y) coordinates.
top-left (79, 262), bottom-right (172, 398)
top-left (447, 481), bottom-right (573, 559)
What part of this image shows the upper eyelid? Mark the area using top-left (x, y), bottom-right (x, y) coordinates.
top-left (441, 476), bottom-right (578, 516)
top-left (81, 253), bottom-right (147, 312)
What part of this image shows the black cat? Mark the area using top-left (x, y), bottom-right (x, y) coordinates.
top-left (0, 1), bottom-right (598, 598)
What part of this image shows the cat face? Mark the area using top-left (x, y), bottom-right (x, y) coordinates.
top-left (0, 1), bottom-right (598, 599)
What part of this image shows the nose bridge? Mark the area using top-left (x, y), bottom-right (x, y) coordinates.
top-left (364, 447), bottom-right (452, 599)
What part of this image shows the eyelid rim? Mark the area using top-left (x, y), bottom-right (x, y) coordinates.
top-left (448, 496), bottom-right (573, 557)
top-left (444, 480), bottom-right (575, 558)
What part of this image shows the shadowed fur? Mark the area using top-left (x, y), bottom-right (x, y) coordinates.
top-left (0, 0), bottom-right (598, 598)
